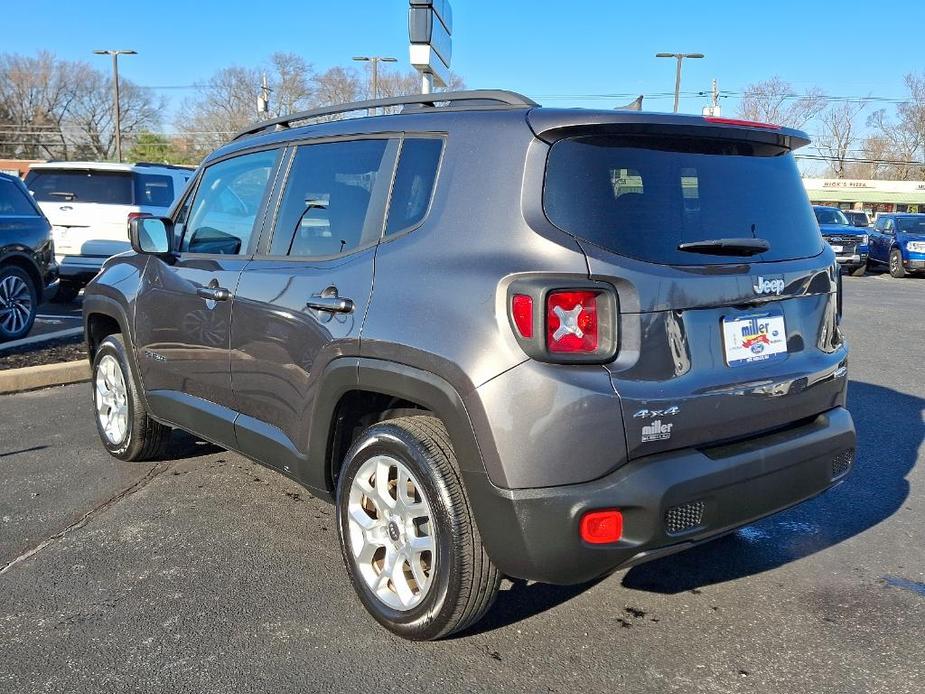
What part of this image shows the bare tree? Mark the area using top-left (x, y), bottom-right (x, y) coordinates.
top-left (737, 76), bottom-right (826, 130)
top-left (815, 100), bottom-right (867, 178)
top-left (866, 72), bottom-right (925, 180)
top-left (267, 52), bottom-right (315, 117)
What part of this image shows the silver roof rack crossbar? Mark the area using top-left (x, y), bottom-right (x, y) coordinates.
top-left (232, 89), bottom-right (538, 140)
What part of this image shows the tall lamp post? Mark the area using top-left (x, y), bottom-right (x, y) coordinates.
top-left (352, 55), bottom-right (398, 111)
top-left (93, 49), bottom-right (137, 162)
top-left (656, 52), bottom-right (704, 113)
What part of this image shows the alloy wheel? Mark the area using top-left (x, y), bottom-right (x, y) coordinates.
top-left (0, 274), bottom-right (33, 337)
top-left (95, 354), bottom-right (129, 445)
top-left (347, 455), bottom-right (436, 611)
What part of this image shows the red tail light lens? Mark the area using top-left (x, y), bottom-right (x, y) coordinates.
top-left (546, 290), bottom-right (599, 353)
top-left (511, 294), bottom-right (534, 338)
top-left (580, 509), bottom-right (623, 544)
top-left (127, 212), bottom-right (149, 223)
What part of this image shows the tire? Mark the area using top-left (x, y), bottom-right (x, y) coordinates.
top-left (51, 282), bottom-right (80, 304)
top-left (0, 265), bottom-right (38, 342)
top-left (92, 334), bottom-right (171, 461)
top-left (850, 263), bottom-right (867, 277)
top-left (889, 249), bottom-right (907, 278)
top-left (336, 415), bottom-right (501, 640)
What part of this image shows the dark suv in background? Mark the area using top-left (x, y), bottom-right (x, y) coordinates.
top-left (0, 172), bottom-right (58, 341)
top-left (82, 91), bottom-right (856, 640)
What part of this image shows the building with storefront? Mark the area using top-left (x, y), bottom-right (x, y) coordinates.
top-left (803, 178), bottom-right (925, 215)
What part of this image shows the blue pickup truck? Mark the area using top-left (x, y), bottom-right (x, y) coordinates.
top-left (812, 205), bottom-right (869, 276)
top-left (869, 213), bottom-right (925, 278)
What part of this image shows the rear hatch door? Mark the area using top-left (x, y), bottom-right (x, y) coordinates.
top-left (538, 117), bottom-right (847, 460)
top-left (25, 167), bottom-right (136, 258)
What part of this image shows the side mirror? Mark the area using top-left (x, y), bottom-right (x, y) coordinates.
top-left (130, 216), bottom-right (173, 254)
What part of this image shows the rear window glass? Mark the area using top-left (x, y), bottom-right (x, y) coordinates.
top-left (544, 136), bottom-right (823, 265)
top-left (25, 169), bottom-right (133, 205)
top-left (0, 178), bottom-right (38, 215)
top-left (134, 173), bottom-right (174, 207)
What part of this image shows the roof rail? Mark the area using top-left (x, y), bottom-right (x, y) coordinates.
top-left (232, 89), bottom-right (539, 141)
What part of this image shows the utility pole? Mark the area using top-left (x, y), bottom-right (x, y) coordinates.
top-left (656, 52), bottom-right (704, 113)
top-left (352, 56), bottom-right (398, 113)
top-left (703, 78), bottom-right (721, 117)
top-left (257, 73), bottom-right (271, 119)
top-left (93, 49), bottom-right (137, 162)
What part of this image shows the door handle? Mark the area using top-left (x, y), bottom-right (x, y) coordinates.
top-left (306, 296), bottom-right (354, 313)
top-left (197, 286), bottom-right (232, 301)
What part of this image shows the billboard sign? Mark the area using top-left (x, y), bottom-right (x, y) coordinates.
top-left (409, 0), bottom-right (452, 88)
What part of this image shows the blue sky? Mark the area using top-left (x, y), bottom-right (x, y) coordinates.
top-left (5, 0), bottom-right (924, 127)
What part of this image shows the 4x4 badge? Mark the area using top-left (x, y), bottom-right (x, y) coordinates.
top-left (633, 406), bottom-right (680, 419)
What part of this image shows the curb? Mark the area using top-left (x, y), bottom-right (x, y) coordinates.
top-left (0, 360), bottom-right (90, 395)
top-left (0, 327), bottom-right (84, 352)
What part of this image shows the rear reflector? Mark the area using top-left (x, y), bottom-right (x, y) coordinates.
top-left (580, 510), bottom-right (623, 544)
top-left (511, 294), bottom-right (534, 338)
top-left (546, 290), bottom-right (599, 353)
top-left (704, 116), bottom-right (781, 130)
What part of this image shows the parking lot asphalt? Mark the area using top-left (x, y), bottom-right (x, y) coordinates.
top-left (28, 298), bottom-right (83, 340)
top-left (0, 273), bottom-right (922, 693)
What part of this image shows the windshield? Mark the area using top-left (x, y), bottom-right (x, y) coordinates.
top-left (544, 135), bottom-right (822, 265)
top-left (814, 207), bottom-right (849, 226)
top-left (895, 217), bottom-right (925, 235)
top-left (25, 169), bottom-right (133, 205)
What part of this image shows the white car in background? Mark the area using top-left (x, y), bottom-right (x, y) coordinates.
top-left (24, 162), bottom-right (194, 302)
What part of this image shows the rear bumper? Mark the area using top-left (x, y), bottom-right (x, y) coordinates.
top-left (56, 255), bottom-right (106, 283)
top-left (465, 406), bottom-right (856, 585)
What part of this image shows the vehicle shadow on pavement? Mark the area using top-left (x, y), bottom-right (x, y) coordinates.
top-left (159, 430), bottom-right (223, 461)
top-left (621, 380), bottom-right (921, 594)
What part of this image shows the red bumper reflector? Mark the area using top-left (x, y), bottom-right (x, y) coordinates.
top-left (511, 294), bottom-right (534, 338)
top-left (580, 510), bottom-right (623, 544)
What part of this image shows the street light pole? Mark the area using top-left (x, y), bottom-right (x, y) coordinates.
top-left (656, 52), bottom-right (704, 113)
top-left (93, 49), bottom-right (137, 162)
top-left (352, 56), bottom-right (398, 113)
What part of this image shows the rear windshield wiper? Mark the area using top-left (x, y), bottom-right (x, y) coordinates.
top-left (677, 238), bottom-right (770, 256)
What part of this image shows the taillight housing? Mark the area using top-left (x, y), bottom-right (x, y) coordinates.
top-left (507, 278), bottom-right (618, 363)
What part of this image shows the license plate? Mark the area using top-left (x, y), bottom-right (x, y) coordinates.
top-left (722, 311), bottom-right (788, 367)
top-left (830, 245), bottom-right (844, 252)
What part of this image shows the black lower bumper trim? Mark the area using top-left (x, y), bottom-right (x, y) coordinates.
top-left (464, 407), bottom-right (856, 585)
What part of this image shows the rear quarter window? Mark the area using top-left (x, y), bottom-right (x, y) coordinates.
top-left (544, 135), bottom-right (823, 265)
top-left (385, 137), bottom-right (443, 235)
top-left (0, 178), bottom-right (38, 215)
top-left (134, 173), bottom-right (175, 207)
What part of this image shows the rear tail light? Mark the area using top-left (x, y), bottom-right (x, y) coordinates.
top-left (546, 290), bottom-right (600, 353)
top-left (507, 281), bottom-right (618, 363)
top-left (704, 116), bottom-right (781, 130)
top-left (580, 510), bottom-right (623, 544)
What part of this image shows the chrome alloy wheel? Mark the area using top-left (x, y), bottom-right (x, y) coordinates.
top-left (0, 274), bottom-right (33, 336)
top-left (95, 354), bottom-right (128, 445)
top-left (347, 455), bottom-right (436, 611)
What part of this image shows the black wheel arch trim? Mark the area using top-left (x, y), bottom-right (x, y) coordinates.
top-left (81, 293), bottom-right (151, 411)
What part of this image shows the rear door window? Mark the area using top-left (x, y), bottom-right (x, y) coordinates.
top-left (134, 173), bottom-right (175, 207)
top-left (385, 137), bottom-right (443, 235)
top-left (544, 135), bottom-right (823, 265)
top-left (270, 138), bottom-right (397, 257)
top-left (0, 178), bottom-right (39, 215)
top-left (24, 169), bottom-right (133, 204)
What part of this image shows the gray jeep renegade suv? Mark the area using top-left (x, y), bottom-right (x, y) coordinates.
top-left (83, 90), bottom-right (856, 640)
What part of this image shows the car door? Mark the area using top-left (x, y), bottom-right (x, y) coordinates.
top-left (869, 217), bottom-right (886, 263)
top-left (229, 137), bottom-right (399, 476)
top-left (134, 148), bottom-right (282, 444)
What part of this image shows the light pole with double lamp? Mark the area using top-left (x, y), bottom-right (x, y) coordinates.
top-left (656, 52), bottom-right (704, 113)
top-left (353, 55), bottom-right (398, 113)
top-left (93, 49), bottom-right (137, 162)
